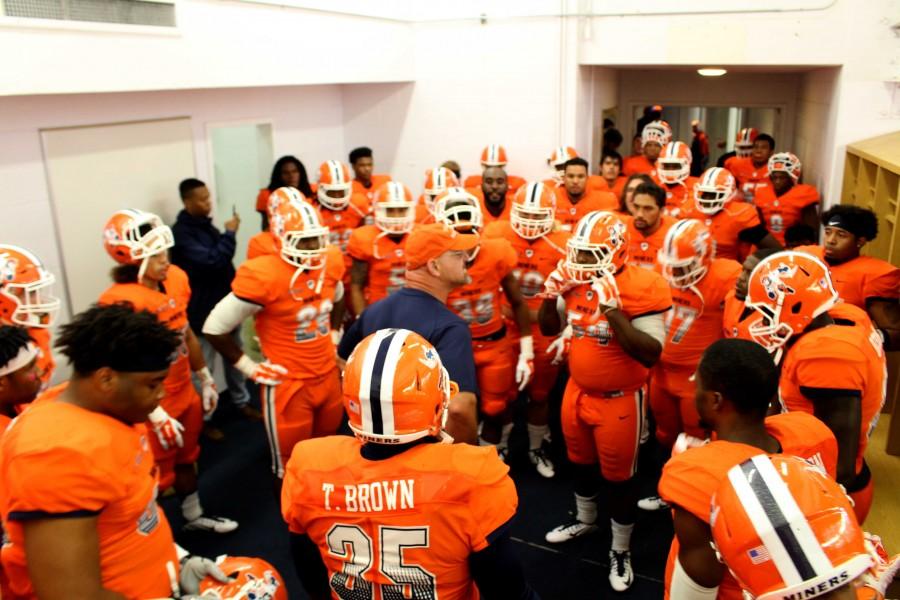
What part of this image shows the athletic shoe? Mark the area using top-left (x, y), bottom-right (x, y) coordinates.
top-left (609, 549), bottom-right (634, 591)
top-left (637, 495), bottom-right (670, 511)
top-left (529, 447), bottom-right (555, 478)
top-left (545, 519), bottom-right (598, 544)
top-left (184, 515), bottom-right (239, 533)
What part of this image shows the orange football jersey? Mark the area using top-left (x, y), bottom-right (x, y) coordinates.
top-left (347, 225), bottom-right (408, 305)
top-left (659, 411), bottom-right (839, 600)
top-left (554, 189), bottom-right (620, 232)
top-left (622, 155), bottom-right (658, 178)
top-left (564, 265), bottom-right (672, 393)
top-left (352, 174), bottom-right (392, 202)
top-left (464, 174), bottom-right (526, 195)
top-left (282, 436), bottom-right (517, 600)
top-left (447, 238), bottom-right (517, 339)
top-left (468, 187), bottom-right (513, 226)
top-left (794, 245), bottom-right (900, 308)
top-left (414, 198), bottom-right (436, 225)
top-left (724, 156), bottom-right (768, 202)
top-left (484, 221), bottom-right (569, 311)
top-left (662, 259), bottom-right (741, 368)
top-left (660, 178), bottom-right (698, 211)
top-left (255, 188), bottom-right (271, 213)
top-left (625, 214), bottom-right (676, 272)
top-left (247, 231), bottom-right (278, 259)
top-left (98, 265), bottom-right (194, 415)
top-left (679, 201), bottom-right (763, 261)
top-left (752, 183), bottom-right (819, 246)
top-left (0, 400), bottom-right (178, 599)
top-left (27, 327), bottom-right (54, 389)
top-left (232, 246), bottom-right (345, 377)
top-left (722, 288), bottom-right (752, 339)
top-left (316, 193), bottom-right (370, 278)
top-left (779, 323), bottom-right (886, 473)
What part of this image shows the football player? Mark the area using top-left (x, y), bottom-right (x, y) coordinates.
top-left (711, 454), bottom-right (900, 600)
top-left (282, 329), bottom-right (539, 600)
top-left (545, 145), bottom-right (578, 187)
top-left (722, 247), bottom-right (782, 339)
top-left (470, 165), bottom-right (514, 225)
top-left (0, 244), bottom-right (60, 388)
top-left (485, 182), bottom-right (570, 478)
top-left (724, 132), bottom-right (775, 202)
top-left (590, 149), bottom-right (627, 198)
top-left (348, 146), bottom-right (392, 201)
top-left (795, 205), bottom-right (900, 349)
top-left (0, 304), bottom-right (230, 598)
top-left (204, 198), bottom-right (345, 480)
top-left (538, 211), bottom-right (672, 591)
top-left (463, 144), bottom-right (527, 194)
top-left (314, 160), bottom-right (371, 261)
top-left (744, 251), bottom-right (887, 523)
top-left (753, 152), bottom-right (820, 246)
top-left (678, 167), bottom-right (781, 261)
top-left (99, 209), bottom-right (235, 533)
top-left (638, 220), bottom-right (741, 512)
top-left (624, 182), bottom-right (675, 271)
top-left (554, 157), bottom-right (619, 232)
top-left (416, 166), bottom-right (459, 224)
top-left (0, 325), bottom-right (42, 431)
top-left (434, 188), bottom-right (534, 464)
top-left (658, 338), bottom-right (839, 600)
top-left (247, 186), bottom-right (301, 259)
top-left (717, 127), bottom-right (757, 169)
top-left (619, 173), bottom-right (655, 215)
top-left (655, 141), bottom-right (698, 211)
top-left (622, 120), bottom-right (671, 177)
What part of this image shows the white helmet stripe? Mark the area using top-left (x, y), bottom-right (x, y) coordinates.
top-left (356, 329), bottom-right (394, 434)
top-left (575, 210), bottom-right (605, 239)
top-left (378, 328), bottom-right (411, 435)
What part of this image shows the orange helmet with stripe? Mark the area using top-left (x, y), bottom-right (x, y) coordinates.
top-left (0, 245), bottom-right (60, 328)
top-left (270, 197), bottom-right (329, 270)
top-left (768, 152), bottom-right (802, 181)
top-left (711, 454), bottom-right (871, 600)
top-left (343, 329), bottom-right (458, 444)
top-left (549, 146), bottom-right (578, 171)
top-left (422, 167), bottom-right (460, 215)
top-left (657, 141), bottom-right (693, 184)
top-left (480, 144), bottom-right (508, 167)
top-left (199, 555), bottom-right (288, 600)
top-left (511, 182), bottom-right (557, 240)
top-left (641, 120), bottom-right (672, 147)
top-left (565, 211), bottom-right (629, 281)
top-left (433, 187), bottom-right (483, 234)
top-left (735, 127), bottom-right (759, 157)
top-left (103, 208), bottom-right (175, 280)
top-left (658, 219), bottom-right (714, 289)
top-left (373, 181), bottom-right (415, 235)
top-left (267, 186), bottom-right (307, 222)
top-left (316, 160), bottom-right (353, 210)
top-left (693, 167), bottom-right (736, 215)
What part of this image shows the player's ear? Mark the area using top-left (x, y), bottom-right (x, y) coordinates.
top-left (94, 366), bottom-right (117, 394)
top-left (710, 391), bottom-right (724, 412)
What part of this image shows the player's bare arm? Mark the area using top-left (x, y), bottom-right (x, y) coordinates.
top-left (604, 309), bottom-right (664, 367)
top-left (808, 390), bottom-right (862, 487)
top-left (538, 297), bottom-right (564, 336)
top-left (349, 258), bottom-right (369, 315)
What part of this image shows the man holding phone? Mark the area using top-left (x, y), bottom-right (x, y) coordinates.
top-left (172, 178), bottom-right (258, 439)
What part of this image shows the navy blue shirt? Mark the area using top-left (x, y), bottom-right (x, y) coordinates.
top-left (339, 288), bottom-right (478, 395)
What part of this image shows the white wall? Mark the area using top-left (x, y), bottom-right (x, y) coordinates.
top-left (795, 68), bottom-right (842, 198)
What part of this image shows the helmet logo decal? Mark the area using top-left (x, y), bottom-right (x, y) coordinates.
top-left (761, 263), bottom-right (797, 300)
top-left (0, 253), bottom-right (18, 282)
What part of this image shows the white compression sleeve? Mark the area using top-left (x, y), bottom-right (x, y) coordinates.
top-left (202, 293), bottom-right (261, 336)
top-left (333, 280), bottom-right (345, 303)
top-left (631, 312), bottom-right (667, 346)
top-left (670, 556), bottom-right (719, 600)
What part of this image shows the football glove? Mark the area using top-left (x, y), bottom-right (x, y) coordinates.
top-left (148, 406), bottom-right (185, 451)
top-left (538, 260), bottom-right (580, 299)
top-left (179, 555), bottom-right (233, 596)
top-left (515, 335), bottom-right (534, 391)
top-left (194, 367), bottom-right (218, 415)
top-left (546, 324), bottom-right (573, 366)
top-left (590, 271), bottom-right (621, 315)
top-left (235, 354), bottom-right (289, 386)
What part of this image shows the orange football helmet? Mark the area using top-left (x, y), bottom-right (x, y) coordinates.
top-left (658, 219), bottom-right (714, 289)
top-left (693, 167), bottom-right (737, 215)
top-left (735, 127), bottom-right (759, 157)
top-left (198, 555), bottom-right (287, 600)
top-left (657, 141), bottom-right (693, 185)
top-left (745, 251), bottom-right (838, 361)
top-left (481, 144), bottom-right (508, 167)
top-left (0, 245), bottom-right (60, 328)
top-left (641, 120), bottom-right (672, 147)
top-left (565, 211), bottom-right (629, 281)
top-left (343, 329), bottom-right (459, 444)
top-left (768, 152), bottom-right (802, 181)
top-left (549, 146), bottom-right (578, 170)
top-left (267, 186), bottom-right (306, 221)
top-left (711, 454), bottom-right (871, 600)
top-left (103, 209), bottom-right (174, 266)
top-left (270, 198), bottom-right (329, 270)
top-left (433, 187), bottom-right (483, 234)
top-left (422, 167), bottom-right (460, 215)
top-left (316, 160), bottom-right (353, 210)
top-left (373, 181), bottom-right (415, 234)
top-left (511, 182), bottom-right (557, 240)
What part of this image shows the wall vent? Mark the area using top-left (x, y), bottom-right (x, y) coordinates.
top-left (3, 0), bottom-right (176, 27)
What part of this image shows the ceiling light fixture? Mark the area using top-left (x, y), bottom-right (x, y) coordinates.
top-left (698, 68), bottom-right (727, 77)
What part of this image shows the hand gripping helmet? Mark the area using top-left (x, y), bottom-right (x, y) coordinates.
top-left (565, 211), bottom-right (629, 282)
top-left (198, 555), bottom-right (287, 600)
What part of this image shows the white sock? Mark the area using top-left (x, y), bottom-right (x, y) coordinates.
top-left (610, 519), bottom-right (634, 552)
top-left (575, 493), bottom-right (597, 525)
top-left (527, 423), bottom-right (549, 450)
top-left (499, 423), bottom-right (513, 448)
top-left (478, 437), bottom-right (492, 447)
top-left (181, 492), bottom-right (203, 522)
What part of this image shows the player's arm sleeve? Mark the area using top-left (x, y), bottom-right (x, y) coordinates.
top-left (230, 262), bottom-right (271, 306)
top-left (864, 267), bottom-right (900, 303)
top-left (202, 293), bottom-right (261, 336)
top-left (346, 229), bottom-right (370, 261)
top-left (434, 322), bottom-right (479, 394)
top-left (289, 533), bottom-right (331, 600)
top-left (469, 531), bottom-right (541, 600)
top-left (337, 312), bottom-right (364, 359)
top-left (5, 450), bottom-right (113, 520)
top-left (631, 313), bottom-right (667, 346)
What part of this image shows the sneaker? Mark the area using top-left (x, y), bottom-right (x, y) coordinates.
top-left (637, 495), bottom-right (670, 511)
top-left (529, 447), bottom-right (555, 478)
top-left (545, 519), bottom-right (598, 544)
top-left (184, 515), bottom-right (239, 533)
top-left (609, 550), bottom-right (634, 592)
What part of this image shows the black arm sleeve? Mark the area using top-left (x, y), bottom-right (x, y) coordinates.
top-left (737, 223), bottom-right (771, 244)
top-left (469, 530), bottom-right (541, 600)
top-left (290, 532), bottom-right (331, 600)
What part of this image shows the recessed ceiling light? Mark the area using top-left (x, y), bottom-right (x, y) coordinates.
top-left (698, 68), bottom-right (727, 77)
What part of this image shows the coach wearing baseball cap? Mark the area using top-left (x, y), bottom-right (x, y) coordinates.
top-left (338, 223), bottom-right (479, 443)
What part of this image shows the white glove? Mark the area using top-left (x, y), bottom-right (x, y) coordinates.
top-left (179, 555), bottom-right (233, 596)
top-left (546, 324), bottom-right (573, 366)
top-left (515, 335), bottom-right (534, 391)
top-left (672, 432), bottom-right (710, 457)
top-left (860, 532), bottom-right (900, 598)
top-left (195, 367), bottom-right (218, 415)
top-left (148, 406), bottom-right (185, 451)
top-left (331, 328), bottom-right (343, 347)
top-left (538, 260), bottom-right (580, 299)
top-left (590, 271), bottom-right (621, 315)
top-left (235, 354), bottom-right (288, 386)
